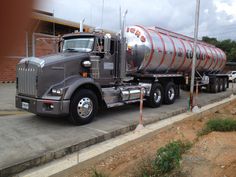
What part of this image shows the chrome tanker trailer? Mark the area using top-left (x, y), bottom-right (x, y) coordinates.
top-left (15, 25), bottom-right (228, 125)
top-left (125, 26), bottom-right (226, 74)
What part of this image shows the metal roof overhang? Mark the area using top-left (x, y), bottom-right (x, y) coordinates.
top-left (32, 12), bottom-right (115, 35)
top-left (32, 12), bottom-right (90, 29)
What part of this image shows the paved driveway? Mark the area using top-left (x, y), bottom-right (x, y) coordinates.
top-left (0, 85), bottom-right (235, 176)
top-left (0, 84), bottom-right (17, 111)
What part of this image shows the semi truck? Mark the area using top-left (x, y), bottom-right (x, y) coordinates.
top-left (15, 25), bottom-right (228, 125)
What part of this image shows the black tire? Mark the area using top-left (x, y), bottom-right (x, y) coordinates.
top-left (146, 83), bottom-right (164, 108)
top-left (211, 78), bottom-right (219, 93)
top-left (164, 82), bottom-right (176, 105)
top-left (175, 85), bottom-right (180, 98)
top-left (219, 78), bottom-right (224, 92)
top-left (223, 78), bottom-right (227, 91)
top-left (69, 89), bottom-right (98, 125)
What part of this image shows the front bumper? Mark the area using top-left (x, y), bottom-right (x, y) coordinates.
top-left (15, 95), bottom-right (70, 116)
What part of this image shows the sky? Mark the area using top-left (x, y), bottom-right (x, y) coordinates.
top-left (36, 0), bottom-right (236, 40)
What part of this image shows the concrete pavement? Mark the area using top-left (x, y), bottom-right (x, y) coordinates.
top-left (18, 95), bottom-right (236, 177)
top-left (0, 84), bottom-right (27, 116)
top-left (0, 86), bottom-right (235, 176)
top-left (0, 84), bottom-right (16, 111)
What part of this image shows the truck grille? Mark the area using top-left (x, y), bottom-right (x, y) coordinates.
top-left (17, 64), bottom-right (38, 97)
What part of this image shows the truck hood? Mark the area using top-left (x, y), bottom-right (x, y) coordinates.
top-left (18, 52), bottom-right (90, 97)
top-left (19, 52), bottom-right (89, 67)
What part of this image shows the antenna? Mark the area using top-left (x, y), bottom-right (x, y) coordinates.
top-left (119, 6), bottom-right (122, 34)
top-left (101, 0), bottom-right (104, 28)
top-left (90, 4), bottom-right (93, 25)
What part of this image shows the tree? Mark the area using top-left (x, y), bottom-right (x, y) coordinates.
top-left (202, 36), bottom-right (236, 62)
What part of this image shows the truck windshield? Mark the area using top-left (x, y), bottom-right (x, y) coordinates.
top-left (63, 37), bottom-right (94, 52)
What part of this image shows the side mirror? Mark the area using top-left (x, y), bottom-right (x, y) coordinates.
top-left (104, 33), bottom-right (111, 53)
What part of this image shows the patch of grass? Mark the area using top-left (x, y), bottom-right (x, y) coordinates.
top-left (91, 169), bottom-right (108, 177)
top-left (154, 140), bottom-right (191, 174)
top-left (134, 140), bottom-right (192, 177)
top-left (198, 118), bottom-right (236, 136)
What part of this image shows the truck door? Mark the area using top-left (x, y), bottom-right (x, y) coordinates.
top-left (95, 36), bottom-right (116, 85)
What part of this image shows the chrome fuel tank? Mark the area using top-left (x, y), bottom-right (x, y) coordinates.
top-left (125, 25), bottom-right (226, 74)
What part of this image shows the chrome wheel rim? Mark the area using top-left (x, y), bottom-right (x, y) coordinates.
top-left (154, 89), bottom-right (162, 103)
top-left (77, 97), bottom-right (93, 119)
top-left (168, 87), bottom-right (175, 100)
top-left (215, 83), bottom-right (218, 91)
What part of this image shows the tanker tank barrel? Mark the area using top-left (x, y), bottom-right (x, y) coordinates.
top-left (125, 25), bottom-right (226, 74)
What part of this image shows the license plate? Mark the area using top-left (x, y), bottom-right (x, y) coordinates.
top-left (22, 102), bottom-right (29, 110)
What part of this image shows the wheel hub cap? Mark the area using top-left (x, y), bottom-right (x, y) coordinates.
top-left (168, 88), bottom-right (175, 100)
top-left (77, 97), bottom-right (93, 119)
top-left (154, 89), bottom-right (161, 103)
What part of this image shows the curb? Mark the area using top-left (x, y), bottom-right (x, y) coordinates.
top-left (0, 93), bottom-right (234, 177)
top-left (0, 81), bottom-right (15, 84)
top-left (0, 111), bottom-right (27, 117)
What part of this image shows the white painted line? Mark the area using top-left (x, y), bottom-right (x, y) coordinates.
top-left (16, 95), bottom-right (236, 177)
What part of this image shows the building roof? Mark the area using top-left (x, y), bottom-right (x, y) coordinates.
top-left (32, 12), bottom-right (115, 34)
top-left (32, 12), bottom-right (91, 30)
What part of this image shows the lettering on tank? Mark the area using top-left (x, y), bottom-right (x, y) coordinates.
top-left (186, 48), bottom-right (206, 60)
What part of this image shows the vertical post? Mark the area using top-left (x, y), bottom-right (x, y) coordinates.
top-left (232, 79), bottom-right (234, 95)
top-left (135, 87), bottom-right (145, 131)
top-left (195, 81), bottom-right (199, 106)
top-left (25, 32), bottom-right (29, 57)
top-left (139, 87), bottom-right (144, 125)
top-left (32, 33), bottom-right (35, 57)
top-left (190, 0), bottom-right (201, 111)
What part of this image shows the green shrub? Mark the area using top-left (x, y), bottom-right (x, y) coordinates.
top-left (198, 118), bottom-right (236, 136)
top-left (153, 140), bottom-right (191, 174)
top-left (134, 140), bottom-right (191, 177)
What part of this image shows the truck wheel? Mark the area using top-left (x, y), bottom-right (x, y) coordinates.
top-left (223, 78), bottom-right (227, 91)
top-left (146, 83), bottom-right (163, 108)
top-left (164, 82), bottom-right (176, 104)
top-left (69, 89), bottom-right (98, 125)
top-left (211, 78), bottom-right (219, 93)
top-left (219, 78), bottom-right (224, 92)
top-left (175, 85), bottom-right (180, 98)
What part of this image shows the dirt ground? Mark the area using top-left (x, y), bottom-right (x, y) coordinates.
top-left (53, 102), bottom-right (236, 177)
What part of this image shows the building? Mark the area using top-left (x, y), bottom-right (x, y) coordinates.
top-left (0, 10), bottom-right (91, 82)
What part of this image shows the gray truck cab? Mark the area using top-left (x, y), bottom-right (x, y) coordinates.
top-left (16, 31), bottom-right (123, 124)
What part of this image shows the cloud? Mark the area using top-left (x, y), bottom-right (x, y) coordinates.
top-left (36, 0), bottom-right (236, 40)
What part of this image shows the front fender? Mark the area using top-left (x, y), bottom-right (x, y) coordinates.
top-left (63, 76), bottom-right (102, 100)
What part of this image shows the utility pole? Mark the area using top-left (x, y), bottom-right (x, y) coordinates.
top-left (190, 0), bottom-right (201, 111)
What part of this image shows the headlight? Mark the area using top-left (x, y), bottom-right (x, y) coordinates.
top-left (82, 60), bottom-right (92, 68)
top-left (51, 88), bottom-right (63, 95)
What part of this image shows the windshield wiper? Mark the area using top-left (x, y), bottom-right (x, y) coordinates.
top-left (65, 48), bottom-right (78, 52)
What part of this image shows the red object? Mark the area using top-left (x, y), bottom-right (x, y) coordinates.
top-left (177, 38), bottom-right (187, 71)
top-left (136, 25), bottom-right (154, 71)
